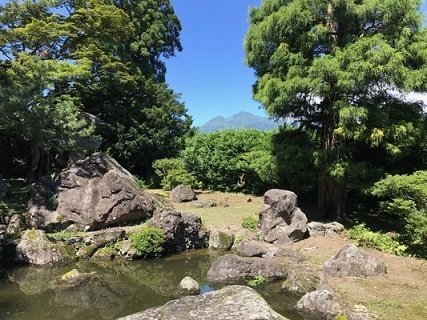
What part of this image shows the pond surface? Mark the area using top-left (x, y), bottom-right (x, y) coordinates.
top-left (0, 250), bottom-right (306, 320)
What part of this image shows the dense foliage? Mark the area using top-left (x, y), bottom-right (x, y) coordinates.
top-left (181, 129), bottom-right (278, 194)
top-left (245, 0), bottom-right (427, 219)
top-left (0, 0), bottom-right (191, 180)
top-left (130, 225), bottom-right (165, 258)
top-left (152, 158), bottom-right (195, 190)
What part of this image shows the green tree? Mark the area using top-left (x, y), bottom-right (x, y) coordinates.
top-left (181, 129), bottom-right (277, 194)
top-left (245, 0), bottom-right (427, 219)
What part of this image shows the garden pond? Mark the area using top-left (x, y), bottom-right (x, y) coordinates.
top-left (0, 250), bottom-right (307, 320)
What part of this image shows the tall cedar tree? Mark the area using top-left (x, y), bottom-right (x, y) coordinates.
top-left (245, 0), bottom-right (427, 219)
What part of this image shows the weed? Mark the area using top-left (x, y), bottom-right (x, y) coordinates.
top-left (242, 216), bottom-right (258, 230)
top-left (246, 275), bottom-right (266, 287)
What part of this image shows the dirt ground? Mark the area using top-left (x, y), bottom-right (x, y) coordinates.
top-left (161, 190), bottom-right (427, 320)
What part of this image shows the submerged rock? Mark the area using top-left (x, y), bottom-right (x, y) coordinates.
top-left (117, 285), bottom-right (288, 320)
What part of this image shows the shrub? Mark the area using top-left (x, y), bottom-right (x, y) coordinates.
top-left (347, 223), bottom-right (407, 256)
top-left (246, 275), bottom-right (266, 287)
top-left (242, 216), bottom-right (258, 230)
top-left (130, 226), bottom-right (165, 258)
top-left (152, 158), bottom-right (195, 190)
top-left (371, 171), bottom-right (427, 250)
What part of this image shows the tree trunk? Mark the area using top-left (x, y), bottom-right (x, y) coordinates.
top-left (317, 173), bottom-right (347, 221)
top-left (27, 139), bottom-right (49, 183)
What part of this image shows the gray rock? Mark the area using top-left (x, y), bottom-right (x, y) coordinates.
top-left (169, 184), bottom-right (197, 203)
top-left (6, 214), bottom-right (26, 237)
top-left (28, 154), bottom-right (159, 231)
top-left (342, 305), bottom-right (378, 320)
top-left (179, 276), bottom-right (200, 294)
top-left (296, 289), bottom-right (340, 318)
top-left (15, 230), bottom-right (76, 266)
top-left (56, 269), bottom-right (97, 286)
top-left (233, 240), bottom-right (269, 257)
top-left (323, 244), bottom-right (387, 277)
top-left (148, 207), bottom-right (207, 253)
top-left (76, 227), bottom-right (125, 259)
top-left (281, 269), bottom-right (320, 295)
top-left (259, 189), bottom-right (308, 243)
top-left (117, 285), bottom-right (288, 320)
top-left (208, 229), bottom-right (235, 250)
top-left (206, 253), bottom-right (289, 282)
top-left (193, 199), bottom-right (217, 208)
top-left (308, 221), bottom-right (345, 236)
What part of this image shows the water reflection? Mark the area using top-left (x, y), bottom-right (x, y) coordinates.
top-left (0, 251), bottom-right (306, 320)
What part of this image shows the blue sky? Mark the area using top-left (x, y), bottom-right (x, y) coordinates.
top-left (166, 0), bottom-right (427, 127)
top-left (166, 0), bottom-right (264, 127)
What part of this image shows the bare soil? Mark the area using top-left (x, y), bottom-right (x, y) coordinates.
top-left (161, 189), bottom-right (427, 320)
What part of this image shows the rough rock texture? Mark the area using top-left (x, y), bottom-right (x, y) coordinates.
top-left (76, 228), bottom-right (126, 259)
top-left (307, 221), bottom-right (345, 236)
top-left (169, 185), bottom-right (197, 203)
top-left (342, 305), bottom-right (378, 320)
top-left (258, 189), bottom-right (308, 244)
top-left (208, 229), bottom-right (235, 250)
top-left (15, 230), bottom-right (76, 266)
top-left (148, 207), bottom-right (207, 253)
top-left (117, 285), bottom-right (288, 320)
top-left (56, 269), bottom-right (97, 286)
top-left (232, 240), bottom-right (269, 257)
top-left (281, 269), bottom-right (320, 295)
top-left (193, 199), bottom-right (217, 208)
top-left (6, 214), bottom-right (26, 237)
top-left (28, 154), bottom-right (159, 231)
top-left (206, 253), bottom-right (290, 282)
top-left (323, 244), bottom-right (387, 277)
top-left (179, 276), bottom-right (200, 294)
top-left (296, 289), bottom-right (340, 318)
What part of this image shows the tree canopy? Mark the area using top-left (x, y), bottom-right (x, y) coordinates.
top-left (0, 0), bottom-right (191, 179)
top-left (245, 0), bottom-right (427, 219)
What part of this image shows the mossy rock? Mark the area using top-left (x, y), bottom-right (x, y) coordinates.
top-left (282, 269), bottom-right (320, 295)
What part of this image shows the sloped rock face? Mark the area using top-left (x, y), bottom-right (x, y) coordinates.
top-left (147, 207), bottom-right (207, 253)
top-left (259, 189), bottom-right (308, 243)
top-left (117, 285), bottom-right (288, 320)
top-left (15, 230), bottom-right (76, 266)
top-left (323, 244), bottom-right (387, 277)
top-left (28, 154), bottom-right (158, 231)
top-left (296, 289), bottom-right (338, 318)
top-left (206, 253), bottom-right (290, 282)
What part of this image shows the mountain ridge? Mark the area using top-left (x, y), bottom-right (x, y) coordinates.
top-left (200, 111), bottom-right (281, 132)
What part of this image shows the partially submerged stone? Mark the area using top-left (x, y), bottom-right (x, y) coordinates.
top-left (208, 229), bottom-right (235, 250)
top-left (296, 289), bottom-right (341, 319)
top-left (179, 276), bottom-right (200, 294)
top-left (117, 285), bottom-right (289, 320)
top-left (15, 230), bottom-right (76, 266)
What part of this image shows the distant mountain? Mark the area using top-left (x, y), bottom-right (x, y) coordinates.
top-left (200, 111), bottom-right (281, 133)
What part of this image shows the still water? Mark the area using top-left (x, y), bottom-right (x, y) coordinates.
top-left (0, 250), bottom-right (305, 320)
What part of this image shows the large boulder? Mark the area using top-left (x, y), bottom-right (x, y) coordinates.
top-left (323, 244), bottom-right (387, 277)
top-left (208, 229), bottom-right (235, 250)
top-left (117, 285), bottom-right (288, 320)
top-left (147, 207), bottom-right (207, 253)
top-left (28, 153), bottom-right (159, 231)
top-left (169, 184), bottom-right (197, 203)
top-left (258, 189), bottom-right (308, 243)
top-left (296, 289), bottom-right (340, 319)
top-left (15, 230), bottom-right (76, 266)
top-left (207, 253), bottom-right (290, 282)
